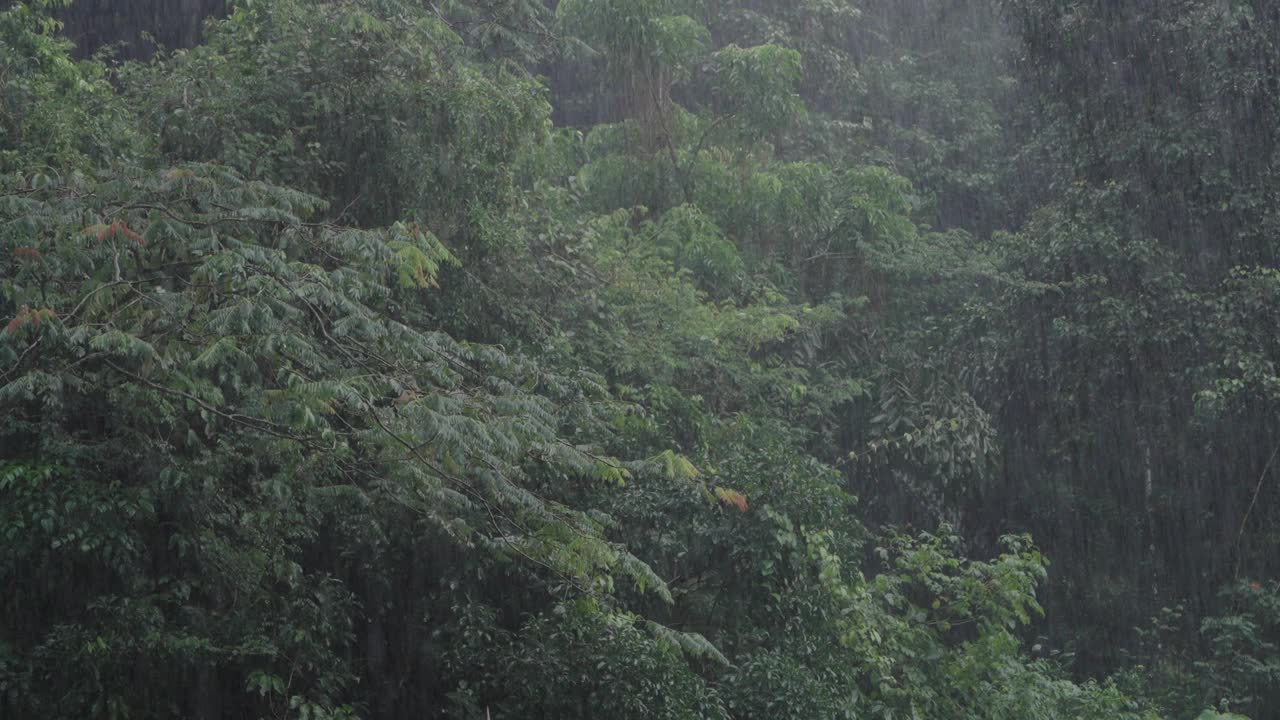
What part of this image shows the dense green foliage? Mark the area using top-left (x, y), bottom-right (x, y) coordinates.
top-left (1, 0), bottom-right (1277, 718)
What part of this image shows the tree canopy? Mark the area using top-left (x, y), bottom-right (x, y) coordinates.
top-left (2, 1), bottom-right (1278, 718)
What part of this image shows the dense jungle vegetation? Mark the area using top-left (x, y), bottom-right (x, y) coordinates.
top-left (2, 0), bottom-right (1279, 717)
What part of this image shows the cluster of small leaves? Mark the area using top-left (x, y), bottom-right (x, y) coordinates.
top-left (0, 156), bottom-right (682, 715)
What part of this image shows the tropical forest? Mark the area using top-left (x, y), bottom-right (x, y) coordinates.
top-left (2, 0), bottom-right (1279, 718)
